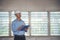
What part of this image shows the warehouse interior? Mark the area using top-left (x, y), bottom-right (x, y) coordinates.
top-left (0, 0), bottom-right (60, 40)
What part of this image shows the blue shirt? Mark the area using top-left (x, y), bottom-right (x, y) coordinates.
top-left (12, 19), bottom-right (25, 35)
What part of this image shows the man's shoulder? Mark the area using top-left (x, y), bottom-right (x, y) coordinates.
top-left (12, 19), bottom-right (17, 23)
top-left (21, 20), bottom-right (24, 22)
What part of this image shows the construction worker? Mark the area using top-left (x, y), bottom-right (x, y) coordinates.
top-left (12, 11), bottom-right (28, 40)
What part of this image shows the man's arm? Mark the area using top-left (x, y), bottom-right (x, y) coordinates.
top-left (12, 22), bottom-right (17, 32)
top-left (17, 21), bottom-right (29, 32)
top-left (17, 21), bottom-right (25, 31)
top-left (17, 25), bottom-right (24, 31)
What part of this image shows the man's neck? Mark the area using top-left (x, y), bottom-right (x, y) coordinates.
top-left (17, 18), bottom-right (21, 21)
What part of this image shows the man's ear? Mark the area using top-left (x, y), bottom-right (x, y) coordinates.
top-left (20, 14), bottom-right (21, 17)
top-left (15, 14), bottom-right (16, 16)
top-left (15, 14), bottom-right (17, 17)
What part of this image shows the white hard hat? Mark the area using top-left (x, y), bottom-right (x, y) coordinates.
top-left (15, 11), bottom-right (21, 14)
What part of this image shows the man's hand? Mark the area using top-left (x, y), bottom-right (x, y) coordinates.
top-left (25, 28), bottom-right (28, 32)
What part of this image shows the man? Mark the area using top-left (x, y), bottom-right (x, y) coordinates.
top-left (12, 11), bottom-right (28, 40)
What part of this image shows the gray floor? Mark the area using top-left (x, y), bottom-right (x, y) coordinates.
top-left (0, 36), bottom-right (60, 40)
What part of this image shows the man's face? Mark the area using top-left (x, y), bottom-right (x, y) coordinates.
top-left (15, 13), bottom-right (21, 18)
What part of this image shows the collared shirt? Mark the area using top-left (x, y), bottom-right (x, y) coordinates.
top-left (12, 19), bottom-right (25, 35)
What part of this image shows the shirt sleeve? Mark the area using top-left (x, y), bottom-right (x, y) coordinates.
top-left (22, 21), bottom-right (25, 26)
top-left (12, 22), bottom-right (17, 32)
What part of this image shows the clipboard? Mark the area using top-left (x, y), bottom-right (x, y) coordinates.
top-left (20, 25), bottom-right (30, 32)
